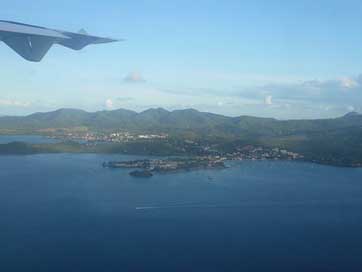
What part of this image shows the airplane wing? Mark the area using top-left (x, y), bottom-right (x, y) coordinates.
top-left (0, 20), bottom-right (120, 62)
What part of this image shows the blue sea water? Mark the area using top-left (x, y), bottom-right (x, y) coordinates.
top-left (1, 154), bottom-right (362, 272)
top-left (0, 135), bottom-right (59, 144)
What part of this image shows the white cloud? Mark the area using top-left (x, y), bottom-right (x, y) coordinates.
top-left (340, 77), bottom-right (359, 89)
top-left (105, 99), bottom-right (114, 109)
top-left (0, 99), bottom-right (31, 107)
top-left (264, 95), bottom-right (273, 105)
top-left (347, 105), bottom-right (355, 112)
top-left (301, 76), bottom-right (360, 92)
top-left (124, 72), bottom-right (146, 83)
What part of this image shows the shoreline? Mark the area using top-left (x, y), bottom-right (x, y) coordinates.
top-left (0, 140), bottom-right (361, 169)
top-left (0, 151), bottom-right (361, 169)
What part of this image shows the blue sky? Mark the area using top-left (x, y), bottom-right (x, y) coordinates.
top-left (1, 0), bottom-right (362, 119)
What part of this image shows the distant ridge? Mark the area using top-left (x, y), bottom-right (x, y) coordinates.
top-left (0, 108), bottom-right (361, 138)
top-left (1, 107), bottom-right (362, 166)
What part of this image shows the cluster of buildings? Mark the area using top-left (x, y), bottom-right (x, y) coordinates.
top-left (224, 146), bottom-right (304, 161)
top-left (104, 157), bottom-right (226, 173)
top-left (56, 131), bottom-right (303, 163)
top-left (180, 140), bottom-right (304, 162)
top-left (58, 131), bottom-right (168, 143)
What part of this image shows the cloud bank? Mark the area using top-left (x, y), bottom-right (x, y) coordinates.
top-left (124, 72), bottom-right (146, 83)
top-left (0, 99), bottom-right (31, 107)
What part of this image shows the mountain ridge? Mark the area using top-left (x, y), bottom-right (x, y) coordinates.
top-left (0, 108), bottom-right (361, 138)
top-left (2, 107), bottom-right (359, 120)
top-left (1, 108), bottom-right (362, 166)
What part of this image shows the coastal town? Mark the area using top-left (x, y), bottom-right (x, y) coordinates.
top-left (103, 156), bottom-right (227, 177)
top-left (47, 130), bottom-right (306, 177)
top-left (52, 131), bottom-right (169, 143)
top-left (223, 145), bottom-right (303, 161)
top-left (54, 131), bottom-right (303, 160)
top-left (103, 145), bottom-right (304, 177)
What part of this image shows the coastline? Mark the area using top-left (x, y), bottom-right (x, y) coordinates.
top-left (0, 139), bottom-right (362, 169)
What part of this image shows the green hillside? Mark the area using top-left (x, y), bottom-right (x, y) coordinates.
top-left (1, 108), bottom-right (362, 166)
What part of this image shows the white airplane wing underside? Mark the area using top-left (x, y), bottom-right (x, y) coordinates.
top-left (0, 20), bottom-right (120, 62)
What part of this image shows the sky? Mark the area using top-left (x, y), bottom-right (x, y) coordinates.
top-left (1, 0), bottom-right (362, 119)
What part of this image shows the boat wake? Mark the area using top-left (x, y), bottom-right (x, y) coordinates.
top-left (135, 199), bottom-right (362, 210)
top-left (136, 203), bottom-right (250, 210)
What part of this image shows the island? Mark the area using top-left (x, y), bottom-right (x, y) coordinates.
top-left (103, 157), bottom-right (227, 177)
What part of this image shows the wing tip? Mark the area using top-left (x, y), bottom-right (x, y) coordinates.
top-left (95, 37), bottom-right (125, 44)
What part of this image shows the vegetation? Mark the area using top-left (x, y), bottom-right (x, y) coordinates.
top-left (1, 108), bottom-right (362, 167)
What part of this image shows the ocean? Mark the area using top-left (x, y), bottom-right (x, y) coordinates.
top-left (1, 153), bottom-right (362, 271)
top-left (0, 135), bottom-right (59, 144)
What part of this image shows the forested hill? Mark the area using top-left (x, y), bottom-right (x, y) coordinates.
top-left (1, 108), bottom-right (362, 139)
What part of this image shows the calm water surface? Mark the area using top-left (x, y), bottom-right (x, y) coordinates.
top-left (1, 154), bottom-right (362, 271)
top-left (0, 135), bottom-right (59, 144)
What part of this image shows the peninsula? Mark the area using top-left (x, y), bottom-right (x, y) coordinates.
top-left (103, 157), bottom-right (227, 177)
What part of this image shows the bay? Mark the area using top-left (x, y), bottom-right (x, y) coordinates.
top-left (0, 135), bottom-right (59, 144)
top-left (1, 154), bottom-right (362, 271)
